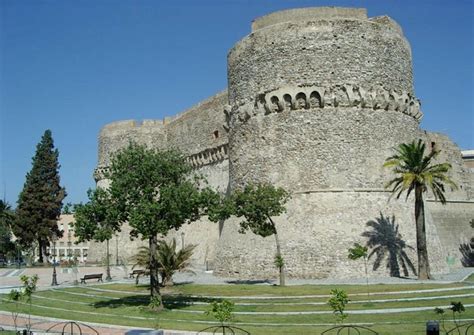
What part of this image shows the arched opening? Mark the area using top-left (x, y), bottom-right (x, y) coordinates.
top-left (309, 91), bottom-right (322, 108)
top-left (295, 92), bottom-right (307, 109)
top-left (270, 96), bottom-right (281, 112)
top-left (283, 94), bottom-right (292, 111)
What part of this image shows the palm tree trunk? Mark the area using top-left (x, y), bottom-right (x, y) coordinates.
top-left (415, 186), bottom-right (431, 280)
top-left (149, 235), bottom-right (163, 310)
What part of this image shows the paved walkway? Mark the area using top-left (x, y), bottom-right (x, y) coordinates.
top-left (1, 266), bottom-right (473, 293)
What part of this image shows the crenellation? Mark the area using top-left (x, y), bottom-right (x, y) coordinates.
top-left (241, 84), bottom-right (423, 126)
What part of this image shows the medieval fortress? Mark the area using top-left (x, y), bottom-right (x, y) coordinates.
top-left (92, 7), bottom-right (473, 279)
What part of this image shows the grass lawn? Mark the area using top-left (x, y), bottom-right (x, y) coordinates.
top-left (1, 281), bottom-right (473, 335)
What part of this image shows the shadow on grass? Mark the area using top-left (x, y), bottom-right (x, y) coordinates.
top-left (92, 293), bottom-right (219, 310)
top-left (169, 281), bottom-right (194, 286)
top-left (163, 294), bottom-right (221, 310)
top-left (225, 279), bottom-right (273, 285)
top-left (93, 295), bottom-right (150, 308)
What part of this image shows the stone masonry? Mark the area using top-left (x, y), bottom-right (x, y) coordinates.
top-left (92, 7), bottom-right (474, 279)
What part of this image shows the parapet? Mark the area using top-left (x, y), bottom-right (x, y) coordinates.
top-left (101, 119), bottom-right (165, 133)
top-left (251, 7), bottom-right (367, 31)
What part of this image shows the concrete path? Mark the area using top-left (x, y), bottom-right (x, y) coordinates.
top-left (1, 266), bottom-right (473, 293)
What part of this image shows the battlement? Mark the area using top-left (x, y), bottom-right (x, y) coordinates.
top-left (101, 119), bottom-right (166, 132)
top-left (230, 84), bottom-right (422, 127)
top-left (251, 7), bottom-right (367, 31)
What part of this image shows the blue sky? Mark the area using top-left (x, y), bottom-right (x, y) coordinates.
top-left (1, 0), bottom-right (473, 206)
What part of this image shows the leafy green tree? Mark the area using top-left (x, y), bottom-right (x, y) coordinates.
top-left (328, 289), bottom-right (349, 323)
top-left (0, 200), bottom-right (16, 259)
top-left (74, 188), bottom-right (120, 280)
top-left (348, 243), bottom-right (369, 299)
top-left (434, 307), bottom-right (447, 333)
top-left (107, 143), bottom-right (214, 309)
top-left (8, 274), bottom-right (38, 332)
top-left (130, 239), bottom-right (196, 286)
top-left (62, 202), bottom-right (73, 214)
top-left (450, 301), bottom-right (465, 333)
top-left (206, 300), bottom-right (235, 326)
top-left (231, 183), bottom-right (290, 286)
top-left (14, 130), bottom-right (66, 263)
top-left (384, 139), bottom-right (456, 280)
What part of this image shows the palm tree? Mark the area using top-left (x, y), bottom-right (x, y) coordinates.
top-left (156, 239), bottom-right (195, 286)
top-left (0, 200), bottom-right (15, 223)
top-left (130, 239), bottom-right (196, 286)
top-left (384, 139), bottom-right (457, 279)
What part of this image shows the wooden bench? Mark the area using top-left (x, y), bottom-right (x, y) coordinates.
top-left (80, 273), bottom-right (103, 284)
top-left (129, 269), bottom-right (147, 279)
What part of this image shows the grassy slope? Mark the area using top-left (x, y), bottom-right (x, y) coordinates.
top-left (1, 281), bottom-right (473, 335)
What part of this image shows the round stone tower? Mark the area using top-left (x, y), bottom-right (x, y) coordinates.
top-left (215, 7), bottom-right (446, 279)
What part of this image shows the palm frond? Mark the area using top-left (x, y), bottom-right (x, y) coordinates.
top-left (384, 139), bottom-right (457, 201)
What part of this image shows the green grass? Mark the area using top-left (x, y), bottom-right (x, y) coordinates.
top-left (1, 281), bottom-right (473, 335)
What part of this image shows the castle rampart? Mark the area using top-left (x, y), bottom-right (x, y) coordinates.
top-left (93, 7), bottom-right (473, 279)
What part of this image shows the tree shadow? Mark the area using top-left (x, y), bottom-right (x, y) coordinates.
top-left (162, 294), bottom-right (220, 309)
top-left (225, 279), bottom-right (273, 285)
top-left (459, 240), bottom-right (474, 267)
top-left (93, 295), bottom-right (149, 308)
top-left (92, 293), bottom-right (219, 310)
top-left (362, 213), bottom-right (417, 277)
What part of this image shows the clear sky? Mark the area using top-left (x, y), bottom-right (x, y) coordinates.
top-left (1, 0), bottom-right (473, 207)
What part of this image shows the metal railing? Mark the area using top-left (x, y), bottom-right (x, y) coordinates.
top-left (45, 321), bottom-right (99, 335)
top-left (321, 325), bottom-right (379, 335)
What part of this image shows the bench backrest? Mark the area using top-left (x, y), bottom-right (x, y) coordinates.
top-left (84, 274), bottom-right (102, 279)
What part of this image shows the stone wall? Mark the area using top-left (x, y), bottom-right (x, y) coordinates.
top-left (215, 192), bottom-right (448, 279)
top-left (426, 201), bottom-right (474, 268)
top-left (165, 91), bottom-right (228, 155)
top-left (97, 120), bottom-right (167, 168)
top-left (93, 91), bottom-right (229, 265)
top-left (424, 132), bottom-right (473, 200)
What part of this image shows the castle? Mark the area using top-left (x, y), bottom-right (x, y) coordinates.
top-left (92, 7), bottom-right (473, 279)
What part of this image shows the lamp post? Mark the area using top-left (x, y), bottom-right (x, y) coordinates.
top-left (51, 233), bottom-right (58, 286)
top-left (115, 234), bottom-right (119, 266)
top-left (105, 239), bottom-right (112, 281)
top-left (67, 230), bottom-right (72, 261)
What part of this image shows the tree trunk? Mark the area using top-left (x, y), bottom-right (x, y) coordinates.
top-left (149, 235), bottom-right (163, 311)
top-left (37, 239), bottom-right (44, 263)
top-left (364, 257), bottom-right (370, 301)
top-left (273, 231), bottom-right (286, 287)
top-left (267, 216), bottom-right (286, 286)
top-left (415, 186), bottom-right (431, 280)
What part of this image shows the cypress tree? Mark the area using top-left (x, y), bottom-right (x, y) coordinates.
top-left (14, 130), bottom-right (66, 263)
